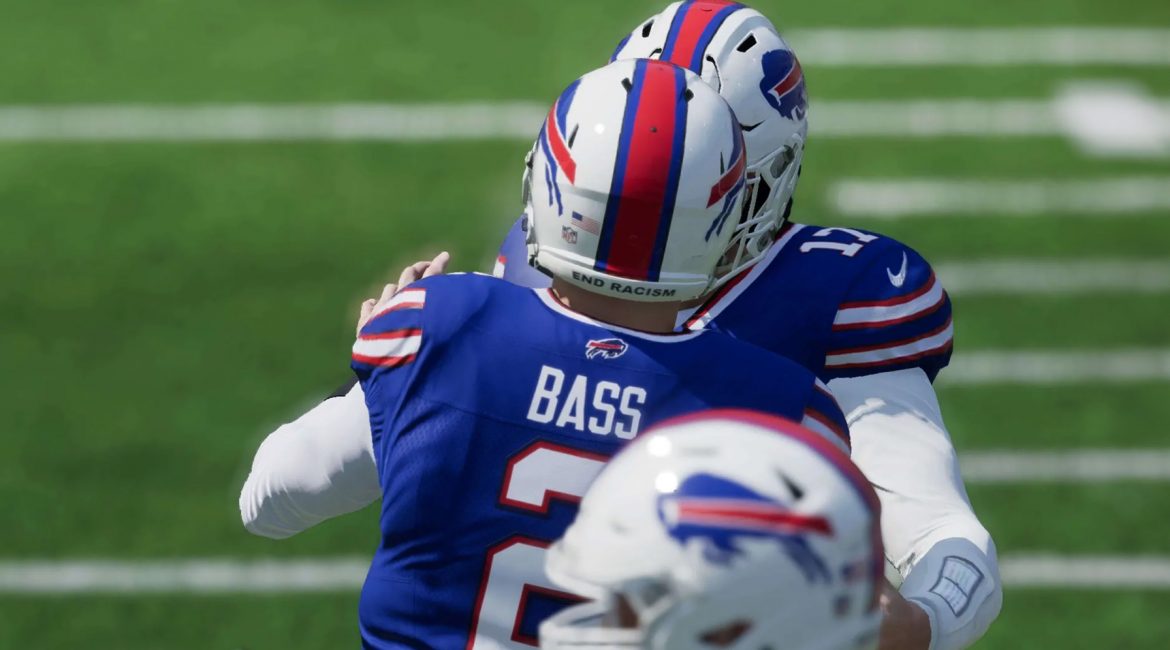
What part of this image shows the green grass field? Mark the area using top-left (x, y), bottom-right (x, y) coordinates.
top-left (2, 0), bottom-right (1169, 647)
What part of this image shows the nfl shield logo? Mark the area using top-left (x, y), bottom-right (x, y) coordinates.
top-left (562, 226), bottom-right (578, 244)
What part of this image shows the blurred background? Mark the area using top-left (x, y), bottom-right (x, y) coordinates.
top-left (2, 0), bottom-right (1169, 647)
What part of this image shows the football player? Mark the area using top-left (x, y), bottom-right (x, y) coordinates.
top-left (246, 59), bottom-right (851, 649)
top-left (242, 4), bottom-right (1001, 649)
top-left (539, 410), bottom-right (884, 650)
top-left (495, 4), bottom-right (1002, 649)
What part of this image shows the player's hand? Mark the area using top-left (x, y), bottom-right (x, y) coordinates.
top-left (356, 252), bottom-right (451, 335)
top-left (878, 582), bottom-right (931, 650)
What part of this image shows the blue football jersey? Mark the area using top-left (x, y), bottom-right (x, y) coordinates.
top-left (496, 217), bottom-right (953, 382)
top-left (351, 273), bottom-right (847, 650)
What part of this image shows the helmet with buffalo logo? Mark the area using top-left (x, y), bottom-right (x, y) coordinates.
top-left (540, 409), bottom-right (882, 650)
top-left (525, 58), bottom-right (748, 303)
top-left (612, 1), bottom-right (809, 284)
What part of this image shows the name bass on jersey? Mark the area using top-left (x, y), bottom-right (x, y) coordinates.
top-left (526, 365), bottom-right (646, 439)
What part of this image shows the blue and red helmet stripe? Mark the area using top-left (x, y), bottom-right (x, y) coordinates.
top-left (543, 79), bottom-right (580, 184)
top-left (707, 124), bottom-right (745, 208)
top-left (704, 119), bottom-right (746, 241)
top-left (539, 79), bottom-right (582, 214)
top-left (595, 59), bottom-right (690, 282)
top-left (661, 0), bottom-right (743, 73)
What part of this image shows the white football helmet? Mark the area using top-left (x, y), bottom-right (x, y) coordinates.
top-left (525, 58), bottom-right (748, 302)
top-left (612, 1), bottom-right (808, 284)
top-left (540, 410), bottom-right (882, 650)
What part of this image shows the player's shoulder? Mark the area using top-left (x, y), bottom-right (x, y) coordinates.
top-left (782, 223), bottom-right (935, 281)
top-left (788, 224), bottom-right (953, 381)
top-left (700, 328), bottom-right (819, 386)
top-left (360, 274), bottom-right (535, 344)
top-left (353, 273), bottom-right (541, 377)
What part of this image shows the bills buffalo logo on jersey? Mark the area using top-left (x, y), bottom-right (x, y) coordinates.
top-left (658, 472), bottom-right (832, 582)
top-left (585, 338), bottom-right (628, 360)
top-left (759, 49), bottom-right (807, 121)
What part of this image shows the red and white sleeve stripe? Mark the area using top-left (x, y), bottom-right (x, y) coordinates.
top-left (370, 288), bottom-right (426, 319)
top-left (825, 317), bottom-right (954, 371)
top-left (353, 288), bottom-right (427, 368)
top-left (832, 273), bottom-right (947, 331)
top-left (352, 328), bottom-right (423, 368)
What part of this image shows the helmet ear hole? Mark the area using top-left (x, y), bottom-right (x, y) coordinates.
top-left (641, 20), bottom-right (655, 38)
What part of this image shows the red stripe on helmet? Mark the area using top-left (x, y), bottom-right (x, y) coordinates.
top-left (602, 60), bottom-right (685, 279)
top-left (545, 103), bottom-right (577, 183)
top-left (707, 149), bottom-right (746, 207)
top-left (664, 1), bottom-right (738, 70)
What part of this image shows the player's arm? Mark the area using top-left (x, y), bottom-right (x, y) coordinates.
top-left (824, 242), bottom-right (999, 649)
top-left (239, 255), bottom-right (449, 539)
top-left (799, 379), bottom-right (852, 452)
top-left (239, 383), bottom-right (380, 539)
top-left (829, 368), bottom-right (1002, 650)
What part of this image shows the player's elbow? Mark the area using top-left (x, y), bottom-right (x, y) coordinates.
top-left (902, 536), bottom-right (1002, 650)
top-left (239, 478), bottom-right (298, 540)
top-left (238, 424), bottom-right (320, 539)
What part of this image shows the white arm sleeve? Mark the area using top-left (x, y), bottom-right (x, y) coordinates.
top-left (239, 384), bottom-right (381, 539)
top-left (828, 368), bottom-right (1002, 650)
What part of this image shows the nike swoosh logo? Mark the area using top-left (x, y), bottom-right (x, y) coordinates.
top-left (740, 121), bottom-right (764, 132)
top-left (887, 252), bottom-right (908, 288)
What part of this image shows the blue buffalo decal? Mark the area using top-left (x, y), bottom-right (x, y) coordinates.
top-left (658, 472), bottom-right (832, 582)
top-left (759, 49), bottom-right (807, 121)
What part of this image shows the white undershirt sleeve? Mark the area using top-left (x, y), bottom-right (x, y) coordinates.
top-left (239, 384), bottom-right (381, 539)
top-left (828, 368), bottom-right (1002, 650)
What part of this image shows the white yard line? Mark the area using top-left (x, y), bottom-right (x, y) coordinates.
top-left (935, 260), bottom-right (1170, 295)
top-left (0, 554), bottom-right (1168, 593)
top-left (942, 349), bottom-right (1170, 385)
top-left (789, 28), bottom-right (1170, 67)
top-left (1000, 555), bottom-right (1170, 589)
top-left (830, 177), bottom-right (1170, 217)
top-left (0, 558), bottom-right (370, 594)
top-left (0, 98), bottom-right (1157, 142)
top-left (0, 103), bottom-right (550, 142)
top-left (961, 450), bottom-right (1170, 483)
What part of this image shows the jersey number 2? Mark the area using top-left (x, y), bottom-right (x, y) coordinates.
top-left (466, 441), bottom-right (609, 649)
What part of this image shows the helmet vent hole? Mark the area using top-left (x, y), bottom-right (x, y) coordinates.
top-left (736, 34), bottom-right (757, 52)
top-left (568, 124), bottom-right (579, 148)
top-left (641, 20), bottom-right (655, 38)
top-left (683, 88), bottom-right (694, 102)
top-left (621, 77), bottom-right (633, 92)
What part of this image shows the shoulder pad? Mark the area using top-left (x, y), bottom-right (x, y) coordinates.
top-left (821, 233), bottom-right (954, 382)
